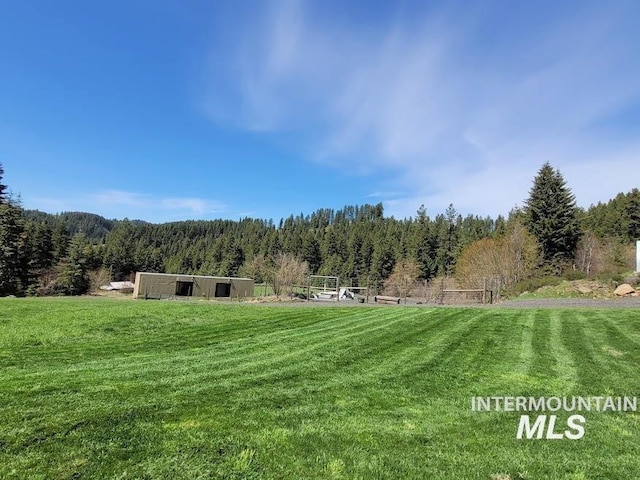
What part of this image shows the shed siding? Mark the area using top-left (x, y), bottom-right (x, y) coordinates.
top-left (133, 272), bottom-right (253, 300)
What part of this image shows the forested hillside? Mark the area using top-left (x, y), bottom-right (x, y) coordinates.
top-left (0, 162), bottom-right (638, 297)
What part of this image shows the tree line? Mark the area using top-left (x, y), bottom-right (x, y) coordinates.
top-left (1, 161), bottom-right (638, 297)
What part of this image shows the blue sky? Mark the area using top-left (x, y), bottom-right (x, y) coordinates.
top-left (1, 0), bottom-right (639, 223)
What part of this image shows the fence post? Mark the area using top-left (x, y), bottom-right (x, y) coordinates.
top-left (482, 277), bottom-right (487, 304)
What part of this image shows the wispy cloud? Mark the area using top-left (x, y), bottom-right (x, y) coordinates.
top-left (366, 191), bottom-right (403, 200)
top-left (32, 190), bottom-right (228, 222)
top-left (159, 197), bottom-right (225, 216)
top-left (91, 190), bottom-right (148, 207)
top-left (203, 0), bottom-right (640, 217)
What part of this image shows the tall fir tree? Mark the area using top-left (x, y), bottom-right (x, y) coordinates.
top-left (52, 222), bottom-right (70, 262)
top-left (626, 188), bottom-right (640, 241)
top-left (104, 220), bottom-right (138, 280)
top-left (59, 233), bottom-right (90, 295)
top-left (0, 204), bottom-right (26, 295)
top-left (524, 163), bottom-right (581, 265)
top-left (0, 162), bottom-right (7, 203)
top-left (0, 164), bottom-right (26, 295)
top-left (21, 221), bottom-right (54, 291)
top-left (302, 231), bottom-right (322, 274)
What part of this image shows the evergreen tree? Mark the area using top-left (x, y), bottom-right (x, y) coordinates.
top-left (0, 164), bottom-right (26, 295)
top-left (524, 163), bottom-right (581, 265)
top-left (103, 220), bottom-right (138, 280)
top-left (302, 231), bottom-right (322, 274)
top-left (21, 221), bottom-right (54, 292)
top-left (370, 239), bottom-right (395, 290)
top-left (0, 162), bottom-right (7, 203)
top-left (52, 222), bottom-right (70, 262)
top-left (626, 188), bottom-right (640, 241)
top-left (219, 239), bottom-right (244, 277)
top-left (0, 203), bottom-right (26, 295)
top-left (59, 233), bottom-right (90, 295)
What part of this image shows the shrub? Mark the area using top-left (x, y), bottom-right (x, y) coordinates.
top-left (563, 269), bottom-right (586, 281)
top-left (596, 271), bottom-right (624, 285)
top-left (624, 273), bottom-right (640, 288)
top-left (507, 276), bottom-right (563, 297)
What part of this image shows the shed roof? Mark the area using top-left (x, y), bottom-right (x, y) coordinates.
top-left (136, 272), bottom-right (253, 281)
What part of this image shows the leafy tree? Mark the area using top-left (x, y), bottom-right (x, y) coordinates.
top-left (384, 258), bottom-right (420, 298)
top-left (270, 253), bottom-right (308, 298)
top-left (524, 163), bottom-right (581, 265)
top-left (455, 220), bottom-right (540, 290)
top-left (575, 231), bottom-right (603, 277)
top-left (239, 254), bottom-right (269, 284)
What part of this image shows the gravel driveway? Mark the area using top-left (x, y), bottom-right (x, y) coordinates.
top-left (493, 296), bottom-right (640, 309)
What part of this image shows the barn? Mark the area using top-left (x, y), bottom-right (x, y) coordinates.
top-left (132, 272), bottom-right (254, 300)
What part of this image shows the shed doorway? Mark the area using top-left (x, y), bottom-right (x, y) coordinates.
top-left (176, 281), bottom-right (194, 297)
top-left (215, 283), bottom-right (231, 298)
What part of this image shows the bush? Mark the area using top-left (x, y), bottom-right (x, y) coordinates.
top-left (624, 273), bottom-right (640, 288)
top-left (507, 276), bottom-right (562, 297)
top-left (563, 269), bottom-right (586, 281)
top-left (596, 271), bottom-right (625, 285)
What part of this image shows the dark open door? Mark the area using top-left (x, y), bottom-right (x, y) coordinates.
top-left (176, 281), bottom-right (194, 296)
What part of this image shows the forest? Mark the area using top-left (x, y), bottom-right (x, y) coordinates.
top-left (1, 161), bottom-right (638, 297)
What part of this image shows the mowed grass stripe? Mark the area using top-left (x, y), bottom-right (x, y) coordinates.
top-left (390, 310), bottom-right (493, 394)
top-left (529, 312), bottom-right (555, 379)
top-left (516, 310), bottom-right (536, 374)
top-left (0, 304), bottom-right (343, 366)
top-left (1, 307), bottom-right (446, 457)
top-left (7, 308), bottom-right (415, 391)
top-left (2, 299), bottom-right (640, 479)
top-left (324, 310), bottom-right (469, 387)
top-left (2, 308), bottom-right (428, 408)
top-left (577, 311), bottom-right (640, 391)
top-left (132, 309), bottom-right (414, 393)
top-left (1, 305), bottom-right (381, 370)
top-left (128, 309), bottom-right (442, 397)
top-left (548, 310), bottom-right (578, 394)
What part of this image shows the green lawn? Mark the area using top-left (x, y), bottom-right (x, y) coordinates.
top-left (0, 298), bottom-right (639, 479)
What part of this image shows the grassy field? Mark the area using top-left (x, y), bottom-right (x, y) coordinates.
top-left (1, 298), bottom-right (639, 479)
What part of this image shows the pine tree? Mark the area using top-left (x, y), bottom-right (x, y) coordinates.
top-left (20, 221), bottom-right (54, 292)
top-left (626, 188), bottom-right (640, 241)
top-left (524, 163), bottom-right (581, 265)
top-left (59, 233), bottom-right (90, 295)
top-left (0, 203), bottom-right (26, 295)
top-left (370, 239), bottom-right (395, 290)
top-left (302, 232), bottom-right (321, 274)
top-left (52, 222), bottom-right (70, 262)
top-left (104, 220), bottom-right (137, 280)
top-left (219, 239), bottom-right (244, 277)
top-left (0, 164), bottom-right (26, 295)
top-left (0, 162), bottom-right (7, 203)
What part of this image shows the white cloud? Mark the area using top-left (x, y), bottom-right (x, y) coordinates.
top-left (91, 190), bottom-right (148, 207)
top-left (159, 197), bottom-right (225, 216)
top-left (203, 1), bottom-right (640, 217)
top-left (31, 190), bottom-right (228, 222)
